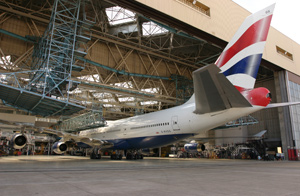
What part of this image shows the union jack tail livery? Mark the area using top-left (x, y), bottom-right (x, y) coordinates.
top-left (215, 4), bottom-right (275, 92)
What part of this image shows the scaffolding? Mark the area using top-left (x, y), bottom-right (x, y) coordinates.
top-left (171, 75), bottom-right (193, 104)
top-left (28, 0), bottom-right (86, 97)
top-left (225, 115), bottom-right (258, 127)
top-left (0, 0), bottom-right (95, 116)
top-left (56, 110), bottom-right (106, 132)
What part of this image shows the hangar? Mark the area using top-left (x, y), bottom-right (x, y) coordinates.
top-left (0, 0), bottom-right (299, 160)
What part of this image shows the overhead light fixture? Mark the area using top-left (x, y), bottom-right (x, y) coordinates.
top-left (193, 0), bottom-right (197, 4)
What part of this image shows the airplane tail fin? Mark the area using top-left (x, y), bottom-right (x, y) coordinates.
top-left (253, 130), bottom-right (267, 138)
top-left (215, 4), bottom-right (275, 92)
top-left (186, 5), bottom-right (275, 112)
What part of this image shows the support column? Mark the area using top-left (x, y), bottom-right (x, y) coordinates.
top-left (274, 71), bottom-right (294, 159)
top-left (159, 147), bottom-right (161, 157)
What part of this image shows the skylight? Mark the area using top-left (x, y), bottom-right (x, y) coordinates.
top-left (0, 55), bottom-right (16, 70)
top-left (113, 81), bottom-right (134, 89)
top-left (106, 6), bottom-right (136, 26)
top-left (140, 100), bottom-right (158, 105)
top-left (141, 87), bottom-right (159, 93)
top-left (142, 21), bottom-right (168, 36)
top-left (118, 97), bottom-right (135, 102)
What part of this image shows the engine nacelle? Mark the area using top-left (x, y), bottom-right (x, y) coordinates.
top-left (52, 142), bottom-right (67, 154)
top-left (184, 143), bottom-right (205, 153)
top-left (184, 143), bottom-right (199, 153)
top-left (11, 133), bottom-right (27, 149)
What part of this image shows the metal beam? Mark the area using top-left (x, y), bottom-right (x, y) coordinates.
top-left (78, 81), bottom-right (177, 104)
top-left (0, 28), bottom-right (35, 43)
top-left (0, 5), bottom-right (49, 23)
top-left (77, 56), bottom-right (171, 80)
top-left (91, 32), bottom-right (199, 69)
top-left (0, 10), bottom-right (200, 70)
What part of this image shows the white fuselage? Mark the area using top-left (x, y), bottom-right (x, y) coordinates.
top-left (79, 103), bottom-right (263, 149)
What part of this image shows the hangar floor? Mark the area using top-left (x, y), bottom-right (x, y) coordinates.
top-left (0, 156), bottom-right (299, 196)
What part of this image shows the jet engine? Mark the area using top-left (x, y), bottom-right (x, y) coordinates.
top-left (11, 133), bottom-right (27, 149)
top-left (184, 143), bottom-right (205, 153)
top-left (52, 141), bottom-right (67, 154)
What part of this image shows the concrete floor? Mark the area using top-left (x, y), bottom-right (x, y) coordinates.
top-left (0, 156), bottom-right (300, 196)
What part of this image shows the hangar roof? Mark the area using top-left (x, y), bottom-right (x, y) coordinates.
top-left (0, 0), bottom-right (289, 120)
top-left (132, 0), bottom-right (300, 76)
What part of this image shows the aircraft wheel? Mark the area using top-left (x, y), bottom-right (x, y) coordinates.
top-left (126, 153), bottom-right (131, 160)
top-left (118, 154), bottom-right (122, 160)
top-left (90, 152), bottom-right (96, 159)
top-left (111, 154), bottom-right (116, 160)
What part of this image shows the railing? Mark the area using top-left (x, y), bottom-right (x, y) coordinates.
top-left (55, 110), bottom-right (106, 132)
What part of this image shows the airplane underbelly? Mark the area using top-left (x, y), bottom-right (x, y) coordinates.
top-left (109, 134), bottom-right (194, 150)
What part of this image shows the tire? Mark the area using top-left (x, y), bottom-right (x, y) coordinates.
top-left (126, 153), bottom-right (132, 160)
top-left (118, 154), bottom-right (122, 160)
top-left (90, 152), bottom-right (96, 159)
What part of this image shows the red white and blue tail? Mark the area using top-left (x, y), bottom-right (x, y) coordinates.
top-left (215, 4), bottom-right (275, 92)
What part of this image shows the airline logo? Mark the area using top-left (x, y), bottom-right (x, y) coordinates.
top-left (215, 4), bottom-right (275, 92)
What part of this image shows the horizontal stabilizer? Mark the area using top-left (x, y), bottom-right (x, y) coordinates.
top-left (193, 64), bottom-right (252, 114)
top-left (266, 102), bottom-right (300, 108)
top-left (190, 130), bottom-right (267, 142)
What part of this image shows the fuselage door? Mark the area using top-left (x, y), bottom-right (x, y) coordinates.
top-left (123, 127), bottom-right (127, 136)
top-left (171, 116), bottom-right (180, 131)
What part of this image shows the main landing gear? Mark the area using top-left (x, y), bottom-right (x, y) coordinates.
top-left (126, 150), bottom-right (143, 160)
top-left (90, 148), bottom-right (101, 159)
top-left (90, 149), bottom-right (144, 160)
top-left (110, 150), bottom-right (144, 160)
top-left (110, 152), bottom-right (123, 160)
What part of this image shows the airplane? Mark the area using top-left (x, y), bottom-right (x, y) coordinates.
top-left (5, 4), bottom-right (300, 159)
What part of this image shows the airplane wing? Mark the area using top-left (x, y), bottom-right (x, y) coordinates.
top-left (193, 63), bottom-right (252, 114)
top-left (0, 119), bottom-right (34, 127)
top-left (0, 118), bottom-right (113, 149)
top-left (37, 128), bottom-right (113, 148)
